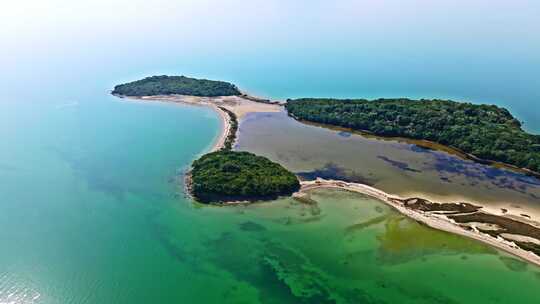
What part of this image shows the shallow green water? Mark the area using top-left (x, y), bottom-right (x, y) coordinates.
top-left (1, 96), bottom-right (540, 303)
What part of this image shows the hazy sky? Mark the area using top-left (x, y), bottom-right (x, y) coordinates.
top-left (3, 0), bottom-right (538, 62)
top-left (1, 0), bottom-right (539, 125)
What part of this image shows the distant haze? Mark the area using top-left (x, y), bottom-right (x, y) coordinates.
top-left (1, 0), bottom-right (539, 131)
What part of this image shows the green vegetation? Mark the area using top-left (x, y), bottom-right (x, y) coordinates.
top-left (286, 98), bottom-right (540, 173)
top-left (190, 109), bottom-right (297, 203)
top-left (112, 75), bottom-right (241, 97)
top-left (191, 151), bottom-right (300, 203)
top-left (218, 107), bottom-right (238, 151)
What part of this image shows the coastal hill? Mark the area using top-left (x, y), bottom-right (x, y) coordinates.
top-left (190, 151), bottom-right (300, 203)
top-left (112, 75), bottom-right (241, 97)
top-left (286, 98), bottom-right (540, 174)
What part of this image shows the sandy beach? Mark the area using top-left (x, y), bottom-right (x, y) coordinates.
top-left (298, 178), bottom-right (540, 267)
top-left (393, 189), bottom-right (540, 228)
top-left (135, 94), bottom-right (282, 119)
top-left (209, 105), bottom-right (231, 152)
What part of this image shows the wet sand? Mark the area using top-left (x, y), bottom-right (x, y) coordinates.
top-left (135, 94), bottom-right (281, 119)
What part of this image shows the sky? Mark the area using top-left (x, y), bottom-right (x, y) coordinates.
top-left (1, 0), bottom-right (539, 129)
top-left (3, 0), bottom-right (538, 66)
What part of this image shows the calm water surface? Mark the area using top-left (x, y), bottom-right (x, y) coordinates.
top-left (2, 2), bottom-right (540, 302)
top-left (237, 110), bottom-right (540, 217)
top-left (1, 93), bottom-right (540, 303)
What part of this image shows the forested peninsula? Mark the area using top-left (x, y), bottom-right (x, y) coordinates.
top-left (112, 75), bottom-right (241, 97)
top-left (286, 98), bottom-right (540, 174)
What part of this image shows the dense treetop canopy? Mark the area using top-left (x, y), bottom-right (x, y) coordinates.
top-left (286, 98), bottom-right (540, 173)
top-left (112, 75), bottom-right (241, 97)
top-left (191, 151), bottom-right (300, 203)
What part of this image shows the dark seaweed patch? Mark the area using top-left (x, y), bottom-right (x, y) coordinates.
top-left (337, 131), bottom-right (352, 138)
top-left (239, 112), bottom-right (277, 126)
top-left (377, 156), bottom-right (421, 173)
top-left (499, 256), bottom-right (529, 272)
top-left (239, 221), bottom-right (267, 232)
top-left (146, 216), bottom-right (189, 263)
top-left (262, 241), bottom-right (337, 304)
top-left (345, 215), bottom-right (388, 234)
top-left (296, 163), bottom-right (378, 185)
top-left (409, 144), bottom-right (433, 153)
top-left (439, 176), bottom-right (452, 183)
top-left (428, 152), bottom-right (540, 196)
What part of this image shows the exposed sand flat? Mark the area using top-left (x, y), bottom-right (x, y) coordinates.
top-left (210, 106), bottom-right (231, 152)
top-left (396, 190), bottom-right (540, 227)
top-left (465, 222), bottom-right (502, 231)
top-left (135, 94), bottom-right (282, 119)
top-left (482, 205), bottom-right (540, 228)
top-left (213, 95), bottom-right (282, 119)
top-left (299, 178), bottom-right (540, 267)
top-left (500, 233), bottom-right (540, 245)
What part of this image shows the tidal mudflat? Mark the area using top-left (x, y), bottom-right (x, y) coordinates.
top-left (236, 110), bottom-right (540, 221)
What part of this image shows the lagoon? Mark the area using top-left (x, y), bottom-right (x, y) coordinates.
top-left (237, 110), bottom-right (540, 217)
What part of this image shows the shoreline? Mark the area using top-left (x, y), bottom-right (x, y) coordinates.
top-left (114, 94), bottom-right (231, 203)
top-left (114, 93), bottom-right (278, 202)
top-left (288, 114), bottom-right (540, 179)
top-left (113, 92), bottom-right (540, 267)
top-left (114, 94), bottom-right (233, 152)
top-left (210, 105), bottom-right (231, 152)
top-left (299, 178), bottom-right (540, 267)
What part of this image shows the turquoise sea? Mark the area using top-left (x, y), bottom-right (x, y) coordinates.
top-left (1, 1), bottom-right (540, 303)
top-left (1, 85), bottom-right (540, 303)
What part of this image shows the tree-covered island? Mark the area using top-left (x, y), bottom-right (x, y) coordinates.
top-left (286, 98), bottom-right (540, 173)
top-left (190, 151), bottom-right (300, 203)
top-left (189, 106), bottom-right (299, 203)
top-left (112, 75), bottom-right (241, 97)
